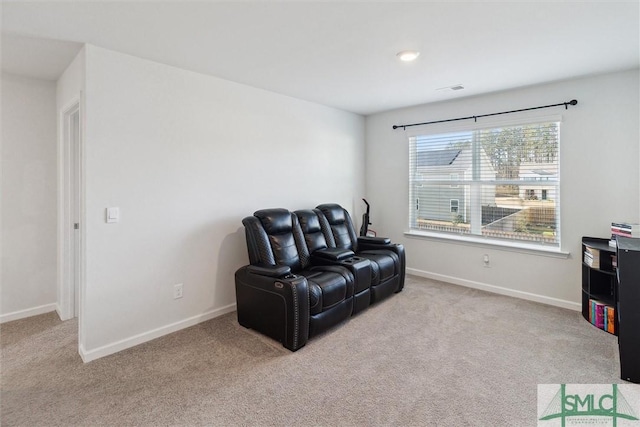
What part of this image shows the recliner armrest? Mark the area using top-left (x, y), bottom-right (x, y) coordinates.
top-left (358, 236), bottom-right (391, 245)
top-left (235, 266), bottom-right (310, 351)
top-left (247, 264), bottom-right (292, 278)
top-left (313, 248), bottom-right (355, 261)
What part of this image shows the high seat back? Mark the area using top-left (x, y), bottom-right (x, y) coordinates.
top-left (315, 204), bottom-right (359, 251)
top-left (242, 208), bottom-right (310, 271)
top-left (295, 209), bottom-right (335, 253)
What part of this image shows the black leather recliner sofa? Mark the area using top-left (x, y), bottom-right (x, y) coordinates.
top-left (235, 204), bottom-right (405, 351)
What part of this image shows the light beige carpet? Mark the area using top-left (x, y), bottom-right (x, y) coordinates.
top-left (1, 276), bottom-right (622, 426)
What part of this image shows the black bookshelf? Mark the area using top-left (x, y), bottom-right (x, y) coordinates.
top-left (616, 236), bottom-right (640, 383)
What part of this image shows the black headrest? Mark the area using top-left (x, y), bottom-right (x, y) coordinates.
top-left (295, 210), bottom-right (321, 233)
top-left (316, 204), bottom-right (346, 225)
top-left (254, 208), bottom-right (293, 235)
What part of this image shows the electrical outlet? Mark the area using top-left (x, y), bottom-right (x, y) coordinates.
top-left (173, 283), bottom-right (183, 299)
top-left (483, 254), bottom-right (491, 268)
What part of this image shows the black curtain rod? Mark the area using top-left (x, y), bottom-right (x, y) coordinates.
top-left (392, 99), bottom-right (578, 130)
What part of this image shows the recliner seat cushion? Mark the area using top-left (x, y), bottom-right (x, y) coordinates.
top-left (359, 250), bottom-right (396, 282)
top-left (304, 270), bottom-right (349, 315)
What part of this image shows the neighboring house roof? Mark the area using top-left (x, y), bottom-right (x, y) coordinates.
top-left (519, 162), bottom-right (557, 180)
top-left (417, 149), bottom-right (461, 167)
top-left (530, 169), bottom-right (555, 176)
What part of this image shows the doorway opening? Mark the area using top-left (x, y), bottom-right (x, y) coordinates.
top-left (58, 100), bottom-right (83, 321)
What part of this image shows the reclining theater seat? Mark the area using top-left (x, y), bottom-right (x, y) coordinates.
top-left (315, 203), bottom-right (406, 303)
top-left (235, 208), bottom-right (355, 351)
top-left (295, 209), bottom-right (372, 315)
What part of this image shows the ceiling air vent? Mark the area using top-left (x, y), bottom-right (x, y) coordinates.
top-left (436, 84), bottom-right (465, 92)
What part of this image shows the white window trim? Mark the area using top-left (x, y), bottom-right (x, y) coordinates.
top-left (404, 229), bottom-right (570, 258)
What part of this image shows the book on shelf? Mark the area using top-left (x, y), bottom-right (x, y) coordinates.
top-left (584, 247), bottom-right (600, 268)
top-left (611, 229), bottom-right (640, 238)
top-left (589, 299), bottom-right (615, 334)
top-left (605, 306), bottom-right (616, 334)
top-left (611, 222), bottom-right (640, 238)
top-left (590, 299), bottom-right (606, 329)
top-left (584, 245), bottom-right (599, 257)
top-left (611, 222), bottom-right (640, 231)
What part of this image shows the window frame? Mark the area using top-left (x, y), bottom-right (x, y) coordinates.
top-left (407, 114), bottom-right (563, 252)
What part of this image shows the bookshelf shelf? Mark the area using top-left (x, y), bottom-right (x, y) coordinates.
top-left (581, 237), bottom-right (617, 336)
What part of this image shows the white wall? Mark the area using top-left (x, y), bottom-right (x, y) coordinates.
top-left (1, 73), bottom-right (58, 322)
top-left (365, 69), bottom-right (640, 307)
top-left (57, 47), bottom-right (85, 113)
top-left (80, 45), bottom-right (365, 360)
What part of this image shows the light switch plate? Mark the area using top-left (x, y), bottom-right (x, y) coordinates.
top-left (106, 207), bottom-right (119, 223)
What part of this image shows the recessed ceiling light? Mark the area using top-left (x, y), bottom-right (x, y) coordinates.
top-left (396, 50), bottom-right (420, 62)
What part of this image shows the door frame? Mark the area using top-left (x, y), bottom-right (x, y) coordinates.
top-left (57, 96), bottom-right (85, 323)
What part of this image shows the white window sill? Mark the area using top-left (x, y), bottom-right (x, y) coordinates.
top-left (404, 229), bottom-right (570, 259)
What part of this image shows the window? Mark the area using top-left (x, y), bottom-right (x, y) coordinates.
top-left (409, 121), bottom-right (560, 247)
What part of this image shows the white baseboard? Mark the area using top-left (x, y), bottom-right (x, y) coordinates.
top-left (407, 268), bottom-right (581, 312)
top-left (0, 303), bottom-right (57, 324)
top-left (79, 303), bottom-right (237, 363)
top-left (55, 304), bottom-right (73, 322)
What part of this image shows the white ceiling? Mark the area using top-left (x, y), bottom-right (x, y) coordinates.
top-left (2, 1), bottom-right (639, 115)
